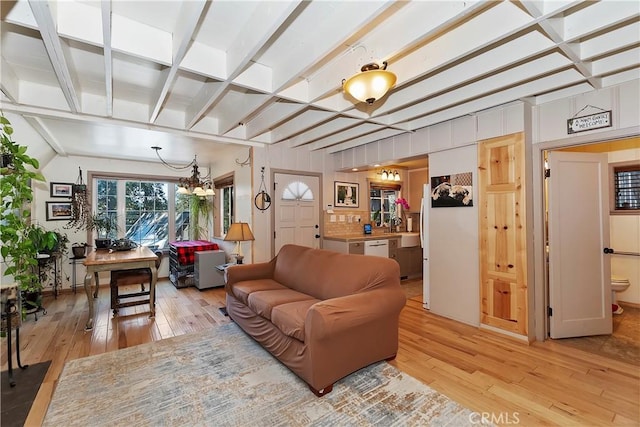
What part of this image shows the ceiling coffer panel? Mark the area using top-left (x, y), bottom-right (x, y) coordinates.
top-left (0, 0), bottom-right (637, 163)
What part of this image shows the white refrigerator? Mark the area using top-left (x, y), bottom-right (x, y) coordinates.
top-left (419, 183), bottom-right (430, 310)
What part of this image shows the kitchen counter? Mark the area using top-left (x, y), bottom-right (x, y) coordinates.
top-left (323, 233), bottom-right (406, 242)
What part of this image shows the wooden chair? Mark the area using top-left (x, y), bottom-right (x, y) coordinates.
top-left (109, 251), bottom-right (162, 315)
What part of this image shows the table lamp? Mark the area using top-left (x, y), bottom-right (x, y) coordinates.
top-left (224, 222), bottom-right (255, 264)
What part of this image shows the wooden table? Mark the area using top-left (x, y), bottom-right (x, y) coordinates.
top-left (83, 247), bottom-right (158, 330)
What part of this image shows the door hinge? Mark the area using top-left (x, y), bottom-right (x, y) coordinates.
top-left (273, 231), bottom-right (276, 239)
top-left (545, 168), bottom-right (551, 178)
top-left (547, 306), bottom-right (553, 317)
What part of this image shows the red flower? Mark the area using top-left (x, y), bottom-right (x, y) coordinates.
top-left (395, 197), bottom-right (410, 210)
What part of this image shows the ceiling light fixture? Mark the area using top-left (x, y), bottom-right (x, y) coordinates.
top-left (151, 146), bottom-right (215, 197)
top-left (378, 169), bottom-right (400, 181)
top-left (342, 61), bottom-right (397, 105)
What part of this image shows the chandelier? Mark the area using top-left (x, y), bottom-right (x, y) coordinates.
top-left (343, 61), bottom-right (397, 105)
top-left (151, 146), bottom-right (215, 197)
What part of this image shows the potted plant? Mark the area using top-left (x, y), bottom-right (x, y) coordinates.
top-left (0, 115), bottom-right (46, 307)
top-left (88, 213), bottom-right (118, 249)
top-left (72, 242), bottom-right (90, 258)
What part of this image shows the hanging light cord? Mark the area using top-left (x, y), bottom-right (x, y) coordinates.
top-left (151, 146), bottom-right (195, 170)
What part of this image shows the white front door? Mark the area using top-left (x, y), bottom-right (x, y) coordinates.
top-left (273, 173), bottom-right (321, 254)
top-left (548, 151), bottom-right (612, 339)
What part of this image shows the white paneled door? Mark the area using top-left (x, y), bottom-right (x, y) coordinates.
top-left (548, 151), bottom-right (612, 339)
top-left (273, 173), bottom-right (320, 254)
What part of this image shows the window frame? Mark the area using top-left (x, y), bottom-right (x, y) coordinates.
top-left (610, 160), bottom-right (640, 215)
top-left (213, 172), bottom-right (235, 237)
top-left (88, 171), bottom-right (182, 251)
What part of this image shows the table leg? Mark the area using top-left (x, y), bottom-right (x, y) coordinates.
top-left (93, 272), bottom-right (99, 298)
top-left (149, 264), bottom-right (157, 318)
top-left (84, 272), bottom-right (94, 330)
top-left (6, 301), bottom-right (14, 387)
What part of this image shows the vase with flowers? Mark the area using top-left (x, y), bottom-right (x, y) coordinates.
top-left (394, 197), bottom-right (410, 232)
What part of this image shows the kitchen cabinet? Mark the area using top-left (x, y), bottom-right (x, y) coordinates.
top-left (397, 246), bottom-right (422, 279)
top-left (388, 238), bottom-right (398, 261)
top-left (348, 242), bottom-right (364, 255)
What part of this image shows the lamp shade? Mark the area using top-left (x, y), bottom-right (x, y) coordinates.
top-left (343, 62), bottom-right (396, 105)
top-left (224, 222), bottom-right (255, 242)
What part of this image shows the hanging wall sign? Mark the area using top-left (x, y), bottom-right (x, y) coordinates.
top-left (567, 110), bottom-right (612, 134)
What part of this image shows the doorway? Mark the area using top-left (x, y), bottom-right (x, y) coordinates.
top-left (271, 171), bottom-right (322, 256)
top-left (543, 137), bottom-right (640, 364)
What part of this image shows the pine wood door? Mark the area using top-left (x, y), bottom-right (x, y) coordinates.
top-left (478, 132), bottom-right (527, 336)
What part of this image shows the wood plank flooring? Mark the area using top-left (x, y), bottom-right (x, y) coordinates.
top-left (2, 279), bottom-right (638, 426)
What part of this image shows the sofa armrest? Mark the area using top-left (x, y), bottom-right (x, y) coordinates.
top-left (306, 288), bottom-right (406, 340)
top-left (225, 258), bottom-right (276, 286)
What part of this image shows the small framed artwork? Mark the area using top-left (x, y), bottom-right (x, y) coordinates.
top-left (50, 182), bottom-right (73, 198)
top-left (46, 201), bottom-right (73, 221)
top-left (334, 181), bottom-right (359, 208)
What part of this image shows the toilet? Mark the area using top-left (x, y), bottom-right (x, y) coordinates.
top-left (611, 276), bottom-right (630, 314)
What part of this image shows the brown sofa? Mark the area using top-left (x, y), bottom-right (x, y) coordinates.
top-left (225, 244), bottom-right (406, 396)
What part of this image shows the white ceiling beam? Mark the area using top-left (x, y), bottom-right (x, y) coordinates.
top-left (306, 0), bottom-right (490, 103)
top-left (0, 57), bottom-right (19, 102)
top-left (309, 123), bottom-right (386, 151)
top-left (325, 128), bottom-right (405, 154)
top-left (386, 53), bottom-right (572, 125)
top-left (23, 115), bottom-right (67, 155)
top-left (2, 101), bottom-right (264, 148)
top-left (407, 69), bottom-right (585, 131)
top-left (245, 101), bottom-right (306, 140)
top-left (288, 117), bottom-right (360, 148)
top-left (28, 0), bottom-right (81, 113)
top-left (149, 0), bottom-right (207, 123)
top-left (226, 1), bottom-right (302, 80)
top-left (184, 1), bottom-right (301, 131)
top-left (101, 0), bottom-right (113, 117)
top-left (270, 109), bottom-right (335, 143)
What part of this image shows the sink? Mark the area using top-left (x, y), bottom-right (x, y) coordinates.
top-left (399, 232), bottom-right (420, 248)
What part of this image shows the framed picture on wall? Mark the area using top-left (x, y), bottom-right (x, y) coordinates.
top-left (46, 201), bottom-right (73, 221)
top-left (431, 172), bottom-right (473, 207)
top-left (334, 181), bottom-right (359, 208)
top-left (50, 182), bottom-right (73, 198)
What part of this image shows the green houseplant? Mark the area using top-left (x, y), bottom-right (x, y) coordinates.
top-left (0, 114), bottom-right (46, 296)
top-left (88, 213), bottom-right (119, 248)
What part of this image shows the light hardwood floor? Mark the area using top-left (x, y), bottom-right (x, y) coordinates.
top-left (2, 279), bottom-right (638, 426)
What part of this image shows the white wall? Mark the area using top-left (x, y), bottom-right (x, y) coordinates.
top-left (427, 145), bottom-right (480, 326)
top-left (609, 148), bottom-right (640, 304)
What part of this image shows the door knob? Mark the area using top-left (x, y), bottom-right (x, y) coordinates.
top-left (315, 234), bottom-right (320, 238)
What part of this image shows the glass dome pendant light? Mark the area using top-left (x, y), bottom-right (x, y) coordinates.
top-left (343, 61), bottom-right (397, 105)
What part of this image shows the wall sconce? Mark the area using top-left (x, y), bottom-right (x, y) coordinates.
top-left (378, 169), bottom-right (400, 181)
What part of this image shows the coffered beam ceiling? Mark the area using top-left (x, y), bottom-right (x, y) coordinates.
top-left (1, 0), bottom-right (638, 164)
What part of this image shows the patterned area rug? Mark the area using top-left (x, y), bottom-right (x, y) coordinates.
top-left (44, 323), bottom-right (482, 426)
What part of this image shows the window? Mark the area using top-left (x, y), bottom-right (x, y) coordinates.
top-left (369, 181), bottom-right (402, 227)
top-left (612, 162), bottom-right (640, 213)
top-left (282, 181), bottom-right (313, 201)
top-left (370, 188), bottom-right (398, 226)
top-left (95, 177), bottom-right (187, 250)
top-left (214, 173), bottom-right (234, 236)
top-left (221, 185), bottom-right (233, 234)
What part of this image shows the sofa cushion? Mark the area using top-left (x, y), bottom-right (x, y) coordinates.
top-left (247, 289), bottom-right (315, 320)
top-left (232, 279), bottom-right (286, 305)
top-left (273, 245), bottom-right (401, 301)
top-left (271, 299), bottom-right (319, 342)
